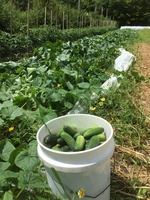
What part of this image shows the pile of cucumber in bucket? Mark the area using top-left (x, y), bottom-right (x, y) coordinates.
top-left (44, 125), bottom-right (106, 152)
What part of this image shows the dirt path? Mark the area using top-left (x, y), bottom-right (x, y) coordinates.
top-left (134, 43), bottom-right (150, 119)
top-left (111, 43), bottom-right (150, 199)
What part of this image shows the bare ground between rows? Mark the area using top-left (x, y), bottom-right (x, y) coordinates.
top-left (110, 43), bottom-right (150, 199)
top-left (134, 43), bottom-right (150, 118)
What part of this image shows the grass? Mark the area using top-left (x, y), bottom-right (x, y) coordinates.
top-left (108, 29), bottom-right (150, 200)
top-left (137, 29), bottom-right (150, 43)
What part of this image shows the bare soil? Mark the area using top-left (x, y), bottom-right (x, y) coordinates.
top-left (134, 43), bottom-right (150, 117)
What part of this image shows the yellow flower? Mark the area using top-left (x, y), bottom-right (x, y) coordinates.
top-left (9, 127), bottom-right (14, 132)
top-left (78, 188), bottom-right (85, 199)
top-left (99, 102), bottom-right (103, 107)
top-left (90, 106), bottom-right (96, 111)
top-left (101, 97), bottom-right (105, 102)
top-left (57, 84), bottom-right (62, 88)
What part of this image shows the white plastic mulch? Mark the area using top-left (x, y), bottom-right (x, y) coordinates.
top-left (120, 26), bottom-right (150, 30)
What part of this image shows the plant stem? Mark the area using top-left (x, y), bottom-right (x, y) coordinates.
top-left (16, 188), bottom-right (24, 199)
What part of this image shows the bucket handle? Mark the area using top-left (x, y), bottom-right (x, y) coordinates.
top-left (84, 184), bottom-right (110, 199)
top-left (52, 176), bottom-right (110, 199)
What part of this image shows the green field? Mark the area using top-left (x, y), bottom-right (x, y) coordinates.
top-left (0, 28), bottom-right (149, 200)
top-left (137, 29), bottom-right (150, 43)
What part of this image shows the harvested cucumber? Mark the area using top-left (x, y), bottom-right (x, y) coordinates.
top-left (86, 135), bottom-right (100, 150)
top-left (61, 131), bottom-right (76, 151)
top-left (52, 144), bottom-right (61, 151)
top-left (61, 145), bottom-right (71, 152)
top-left (56, 129), bottom-right (63, 137)
top-left (84, 126), bottom-right (104, 138)
top-left (73, 129), bottom-right (87, 139)
top-left (63, 125), bottom-right (77, 136)
top-left (43, 125), bottom-right (106, 152)
top-left (97, 133), bottom-right (106, 142)
top-left (44, 134), bottom-right (58, 146)
top-left (57, 137), bottom-right (66, 145)
top-left (75, 135), bottom-right (85, 151)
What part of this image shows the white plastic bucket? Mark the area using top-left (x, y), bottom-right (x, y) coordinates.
top-left (37, 114), bottom-right (114, 200)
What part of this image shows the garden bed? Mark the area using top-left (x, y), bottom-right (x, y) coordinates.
top-left (0, 28), bottom-right (149, 200)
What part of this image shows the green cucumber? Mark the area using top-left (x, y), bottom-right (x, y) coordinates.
top-left (73, 129), bottom-right (87, 139)
top-left (75, 135), bottom-right (85, 151)
top-left (56, 129), bottom-right (63, 137)
top-left (84, 126), bottom-right (104, 138)
top-left (97, 133), bottom-right (106, 142)
top-left (61, 145), bottom-right (71, 152)
top-left (44, 134), bottom-right (58, 146)
top-left (57, 137), bottom-right (66, 145)
top-left (63, 125), bottom-right (77, 136)
top-left (86, 135), bottom-right (100, 150)
top-left (61, 131), bottom-right (76, 151)
top-left (52, 144), bottom-right (61, 151)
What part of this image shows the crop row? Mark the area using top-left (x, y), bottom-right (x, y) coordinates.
top-left (0, 26), bottom-right (116, 60)
top-left (0, 28), bottom-right (138, 199)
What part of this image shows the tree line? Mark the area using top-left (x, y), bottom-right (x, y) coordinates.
top-left (1, 0), bottom-right (116, 34)
top-left (0, 0), bottom-right (150, 34)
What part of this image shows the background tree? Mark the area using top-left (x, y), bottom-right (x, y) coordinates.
top-left (1, 0), bottom-right (149, 33)
top-left (14, 0), bottom-right (28, 11)
top-left (106, 0), bottom-right (150, 26)
top-left (10, 0), bottom-right (13, 35)
top-left (78, 0), bottom-right (81, 10)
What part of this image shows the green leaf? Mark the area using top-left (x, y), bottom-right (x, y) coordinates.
top-left (3, 61), bottom-right (19, 68)
top-left (37, 65), bottom-right (48, 74)
top-left (61, 68), bottom-right (77, 76)
top-left (0, 162), bottom-right (10, 171)
top-left (64, 101), bottom-right (73, 110)
top-left (0, 139), bottom-right (15, 161)
top-left (9, 144), bottom-right (27, 165)
top-left (27, 67), bottom-right (36, 75)
top-left (18, 171), bottom-right (47, 189)
top-left (1, 106), bottom-right (22, 120)
top-left (66, 81), bottom-right (74, 91)
top-left (10, 106), bottom-right (22, 119)
top-left (51, 168), bottom-right (70, 200)
top-left (3, 100), bottom-right (13, 107)
top-left (51, 92), bottom-right (61, 102)
top-left (0, 170), bottom-right (18, 181)
top-left (32, 76), bottom-right (43, 87)
top-left (0, 101), bottom-right (13, 113)
top-left (22, 109), bottom-right (39, 123)
top-left (15, 141), bottom-right (40, 171)
top-left (0, 103), bottom-right (3, 110)
top-left (3, 190), bottom-right (13, 200)
top-left (42, 112), bottom-right (57, 124)
top-left (0, 91), bottom-right (11, 101)
top-left (0, 118), bottom-right (4, 126)
top-left (77, 82), bottom-right (90, 89)
top-left (37, 106), bottom-right (57, 124)
top-left (56, 51), bottom-right (70, 61)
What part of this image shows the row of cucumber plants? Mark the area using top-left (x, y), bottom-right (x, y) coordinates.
top-left (0, 29), bottom-right (138, 200)
top-left (0, 26), bottom-right (117, 61)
